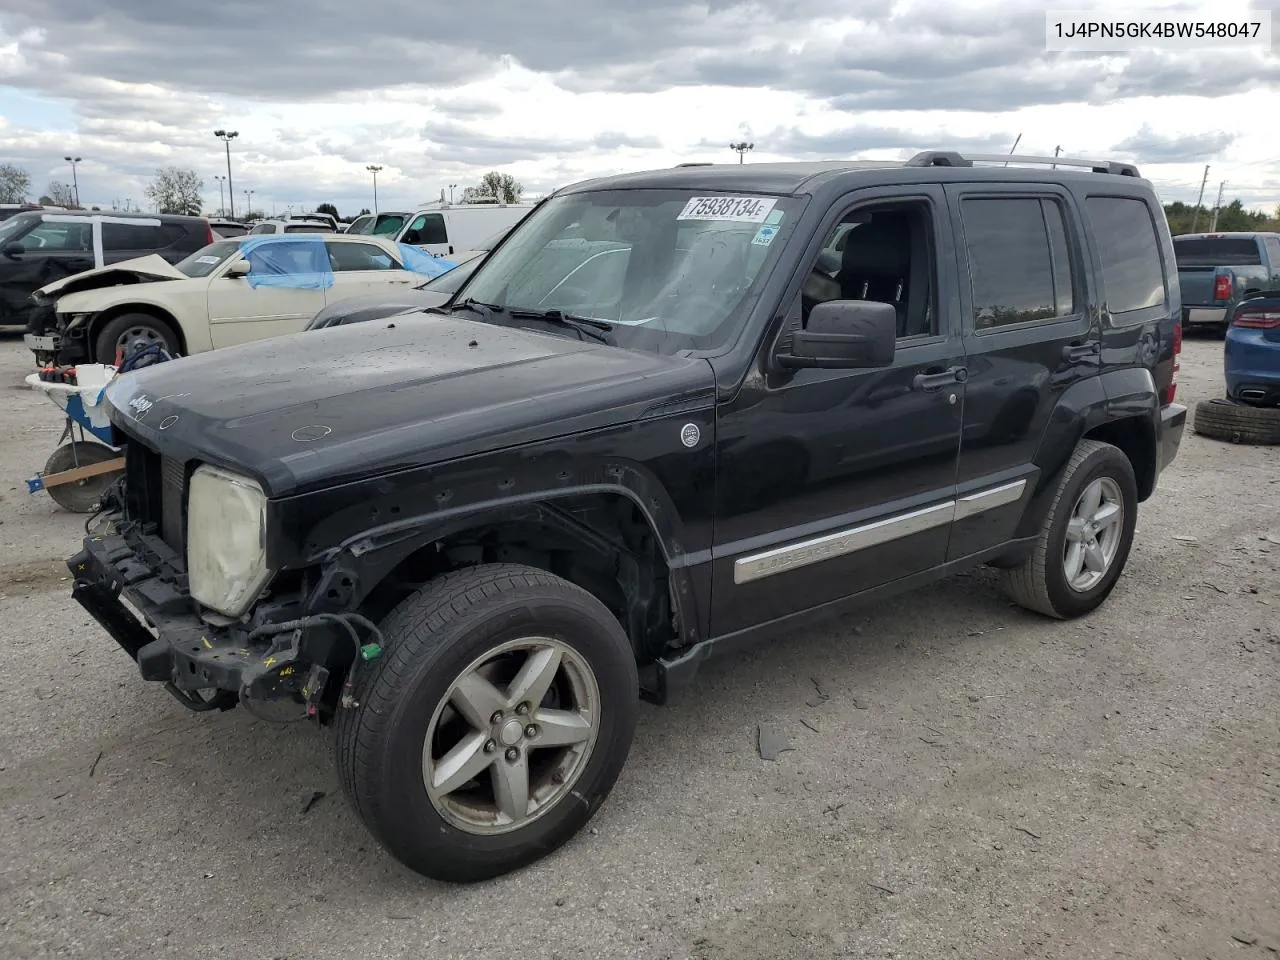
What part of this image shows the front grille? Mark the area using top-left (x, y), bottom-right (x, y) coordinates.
top-left (120, 440), bottom-right (187, 552)
top-left (160, 456), bottom-right (186, 550)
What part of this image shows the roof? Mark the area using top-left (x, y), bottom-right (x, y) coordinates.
top-left (554, 151), bottom-right (1150, 198)
top-left (1174, 231), bottom-right (1280, 239)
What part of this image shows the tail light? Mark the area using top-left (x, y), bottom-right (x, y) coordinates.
top-left (1214, 274), bottom-right (1232, 301)
top-left (1232, 307), bottom-right (1280, 329)
top-left (205, 220), bottom-right (215, 245)
top-left (1163, 321), bottom-right (1181, 405)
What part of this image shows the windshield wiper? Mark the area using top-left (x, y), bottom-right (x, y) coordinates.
top-left (506, 307), bottom-right (613, 343)
top-left (451, 297), bottom-right (503, 317)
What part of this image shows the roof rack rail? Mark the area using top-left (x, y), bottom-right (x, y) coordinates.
top-left (675, 162), bottom-right (714, 167)
top-left (905, 150), bottom-right (1140, 177)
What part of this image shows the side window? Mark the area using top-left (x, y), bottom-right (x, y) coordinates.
top-left (101, 222), bottom-right (163, 251)
top-left (1263, 237), bottom-right (1280, 273)
top-left (326, 241), bottom-right (396, 271)
top-left (961, 197), bottom-right (1077, 330)
top-left (246, 240), bottom-right (328, 276)
top-left (403, 213), bottom-right (447, 245)
top-left (1083, 197), bottom-right (1166, 314)
top-left (799, 200), bottom-right (937, 339)
top-left (21, 221), bottom-right (92, 252)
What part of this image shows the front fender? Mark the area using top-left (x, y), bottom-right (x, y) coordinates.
top-left (270, 452), bottom-right (707, 647)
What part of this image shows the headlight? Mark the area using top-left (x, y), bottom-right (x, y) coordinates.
top-left (187, 464), bottom-right (270, 618)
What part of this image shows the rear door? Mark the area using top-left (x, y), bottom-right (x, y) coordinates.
top-left (323, 239), bottom-right (417, 301)
top-left (945, 184), bottom-right (1096, 560)
top-left (206, 241), bottom-right (328, 348)
top-left (100, 221), bottom-right (167, 265)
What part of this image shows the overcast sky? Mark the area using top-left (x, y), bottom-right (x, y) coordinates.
top-left (1, 0), bottom-right (1277, 217)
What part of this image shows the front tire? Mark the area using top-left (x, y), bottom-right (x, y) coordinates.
top-left (93, 313), bottom-right (179, 365)
top-left (1001, 439), bottom-right (1137, 619)
top-left (335, 564), bottom-right (639, 883)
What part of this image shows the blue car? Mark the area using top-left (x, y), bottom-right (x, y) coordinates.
top-left (1225, 292), bottom-right (1280, 405)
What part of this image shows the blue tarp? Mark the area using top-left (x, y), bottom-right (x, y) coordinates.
top-left (238, 234), bottom-right (333, 289)
top-left (397, 242), bottom-right (456, 279)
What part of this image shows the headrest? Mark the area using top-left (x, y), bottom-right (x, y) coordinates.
top-left (840, 219), bottom-right (910, 276)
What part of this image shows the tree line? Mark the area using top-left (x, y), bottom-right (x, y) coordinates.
top-left (0, 162), bottom-right (524, 219)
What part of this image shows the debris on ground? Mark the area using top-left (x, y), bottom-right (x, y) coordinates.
top-left (301, 790), bottom-right (326, 814)
top-left (756, 724), bottom-right (793, 760)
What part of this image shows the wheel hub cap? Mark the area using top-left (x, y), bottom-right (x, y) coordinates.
top-left (499, 718), bottom-right (524, 746)
top-left (1063, 476), bottom-right (1124, 593)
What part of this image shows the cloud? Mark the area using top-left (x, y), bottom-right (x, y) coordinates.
top-left (1112, 125), bottom-right (1237, 163)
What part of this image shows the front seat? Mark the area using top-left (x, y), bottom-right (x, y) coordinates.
top-left (836, 221), bottom-right (910, 333)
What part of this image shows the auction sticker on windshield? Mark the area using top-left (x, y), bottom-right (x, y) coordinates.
top-left (677, 196), bottom-right (777, 223)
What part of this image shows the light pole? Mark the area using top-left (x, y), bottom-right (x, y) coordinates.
top-left (366, 165), bottom-right (383, 215)
top-left (214, 129), bottom-right (239, 218)
top-left (213, 175), bottom-right (226, 216)
top-left (729, 141), bottom-right (753, 163)
top-left (64, 156), bottom-right (82, 207)
top-left (448, 183), bottom-right (458, 204)
top-left (244, 189), bottom-right (254, 217)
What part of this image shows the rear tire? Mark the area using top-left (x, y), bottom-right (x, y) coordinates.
top-left (93, 313), bottom-right (179, 365)
top-left (1001, 439), bottom-right (1137, 619)
top-left (1192, 398), bottom-right (1280, 445)
top-left (335, 563), bottom-right (639, 883)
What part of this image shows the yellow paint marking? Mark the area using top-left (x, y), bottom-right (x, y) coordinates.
top-left (202, 637), bottom-right (213, 649)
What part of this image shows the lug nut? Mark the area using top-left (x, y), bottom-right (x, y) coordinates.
top-left (490, 711), bottom-right (503, 724)
top-left (525, 724), bottom-right (538, 738)
top-left (551, 771), bottom-right (564, 784)
top-left (484, 739), bottom-right (496, 754)
top-left (515, 702), bottom-right (530, 716)
top-left (505, 747), bottom-right (520, 762)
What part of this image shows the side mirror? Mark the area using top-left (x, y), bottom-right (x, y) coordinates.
top-left (776, 300), bottom-right (897, 369)
top-left (3, 242), bottom-right (24, 258)
top-left (226, 259), bottom-right (251, 277)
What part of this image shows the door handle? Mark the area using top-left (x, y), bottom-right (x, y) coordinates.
top-left (912, 366), bottom-right (967, 391)
top-left (1062, 341), bottom-right (1100, 362)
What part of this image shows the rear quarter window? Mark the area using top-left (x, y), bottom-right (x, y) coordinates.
top-left (1084, 197), bottom-right (1167, 314)
top-left (101, 222), bottom-right (163, 251)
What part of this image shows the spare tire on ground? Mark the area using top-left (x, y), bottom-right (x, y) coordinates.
top-left (1192, 398), bottom-right (1280, 445)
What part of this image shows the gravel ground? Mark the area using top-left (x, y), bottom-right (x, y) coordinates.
top-left (0, 329), bottom-right (1277, 960)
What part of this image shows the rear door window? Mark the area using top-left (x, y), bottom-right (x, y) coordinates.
top-left (960, 197), bottom-right (1077, 329)
top-left (1085, 197), bottom-right (1167, 313)
top-left (102, 222), bottom-right (164, 251)
top-left (326, 241), bottom-right (398, 271)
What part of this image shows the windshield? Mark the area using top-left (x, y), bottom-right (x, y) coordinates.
top-left (175, 240), bottom-right (241, 277)
top-left (1174, 237), bottom-right (1263, 267)
top-left (455, 189), bottom-right (797, 353)
top-left (0, 212), bottom-right (39, 245)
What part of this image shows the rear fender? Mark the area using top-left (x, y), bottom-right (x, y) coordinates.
top-left (1013, 368), bottom-right (1158, 540)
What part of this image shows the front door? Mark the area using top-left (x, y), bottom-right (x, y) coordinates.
top-left (206, 242), bottom-right (328, 348)
top-left (709, 187), bottom-right (966, 636)
top-left (943, 185), bottom-right (1100, 560)
top-left (400, 212), bottom-right (452, 257)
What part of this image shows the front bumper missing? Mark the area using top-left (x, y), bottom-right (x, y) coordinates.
top-left (69, 532), bottom-right (324, 711)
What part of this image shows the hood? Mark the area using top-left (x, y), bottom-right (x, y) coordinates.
top-left (104, 315), bottom-right (716, 497)
top-left (305, 289), bottom-right (451, 329)
top-left (34, 254), bottom-right (187, 302)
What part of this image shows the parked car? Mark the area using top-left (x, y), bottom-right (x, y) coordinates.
top-left (1190, 291), bottom-right (1280, 444)
top-left (1174, 232), bottom-right (1280, 335)
top-left (305, 225), bottom-right (514, 329)
top-left (246, 219), bottom-right (334, 235)
top-left (286, 212), bottom-right (339, 231)
top-left (345, 211), bottom-right (411, 237)
top-left (1, 210), bottom-right (214, 331)
top-left (66, 150), bottom-right (1184, 884)
top-left (209, 219), bottom-right (248, 238)
top-left (27, 234), bottom-right (431, 363)
top-left (0, 202), bottom-right (45, 222)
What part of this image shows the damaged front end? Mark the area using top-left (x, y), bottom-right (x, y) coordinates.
top-left (68, 449), bottom-right (380, 720)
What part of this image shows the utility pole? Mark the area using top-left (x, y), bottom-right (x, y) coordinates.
top-left (213, 175), bottom-right (226, 216)
top-left (449, 183), bottom-right (457, 204)
top-left (1190, 164), bottom-right (1210, 232)
top-left (1209, 181), bottom-right (1226, 232)
top-left (214, 129), bottom-right (239, 218)
top-left (729, 141), bottom-right (754, 163)
top-left (244, 189), bottom-right (254, 216)
top-left (1052, 145), bottom-right (1061, 169)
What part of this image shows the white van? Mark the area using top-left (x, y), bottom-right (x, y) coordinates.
top-left (396, 203), bottom-right (534, 258)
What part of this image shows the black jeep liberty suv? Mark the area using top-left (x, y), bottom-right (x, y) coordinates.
top-left (69, 151), bottom-right (1187, 882)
